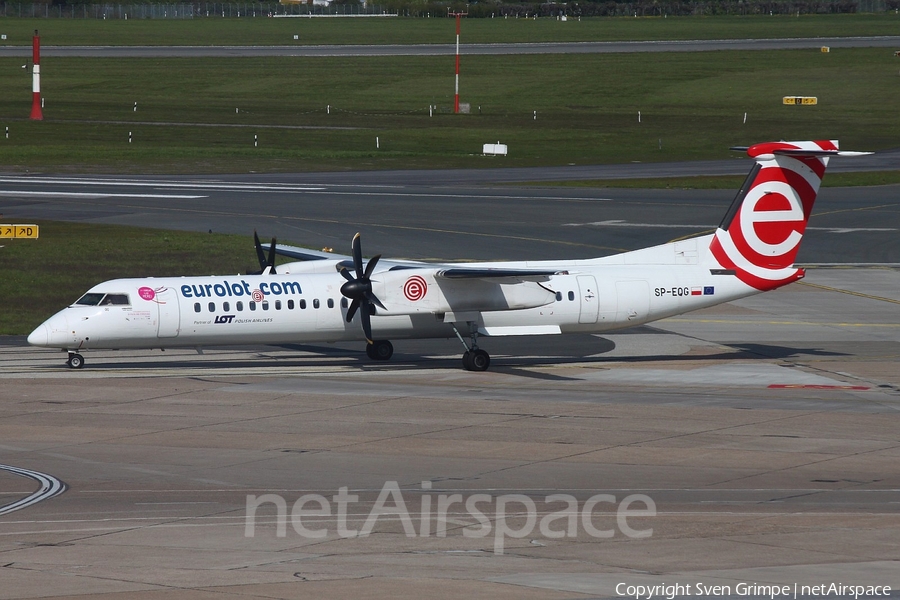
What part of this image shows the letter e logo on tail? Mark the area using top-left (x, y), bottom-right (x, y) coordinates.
top-left (710, 140), bottom-right (837, 291)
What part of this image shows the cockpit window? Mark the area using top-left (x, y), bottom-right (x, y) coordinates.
top-left (74, 293), bottom-right (105, 306)
top-left (74, 293), bottom-right (130, 306)
top-left (102, 294), bottom-right (130, 306)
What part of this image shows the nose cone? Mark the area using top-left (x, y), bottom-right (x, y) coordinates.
top-left (27, 312), bottom-right (70, 348)
top-left (27, 324), bottom-right (49, 346)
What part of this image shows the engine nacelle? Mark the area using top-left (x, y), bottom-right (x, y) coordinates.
top-left (372, 270), bottom-right (556, 316)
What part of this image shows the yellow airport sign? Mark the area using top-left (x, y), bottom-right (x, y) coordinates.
top-left (783, 96), bottom-right (818, 105)
top-left (0, 224), bottom-right (39, 238)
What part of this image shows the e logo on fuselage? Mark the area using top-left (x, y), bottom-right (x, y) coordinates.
top-left (403, 276), bottom-right (427, 302)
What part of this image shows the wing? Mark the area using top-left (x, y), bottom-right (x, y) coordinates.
top-left (273, 244), bottom-right (345, 262)
top-left (436, 268), bottom-right (567, 283)
top-left (275, 244), bottom-right (428, 271)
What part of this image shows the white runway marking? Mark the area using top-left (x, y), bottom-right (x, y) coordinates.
top-left (0, 464), bottom-right (67, 516)
top-left (0, 176), bottom-right (326, 192)
top-left (564, 220), bottom-right (897, 233)
top-left (0, 190), bottom-right (208, 199)
top-left (565, 219), bottom-right (710, 228)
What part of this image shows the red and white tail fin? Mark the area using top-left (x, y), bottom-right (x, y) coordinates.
top-left (709, 140), bottom-right (869, 291)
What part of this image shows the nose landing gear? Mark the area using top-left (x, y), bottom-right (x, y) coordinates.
top-left (66, 352), bottom-right (84, 369)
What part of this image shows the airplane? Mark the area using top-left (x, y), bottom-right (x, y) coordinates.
top-left (27, 140), bottom-right (870, 371)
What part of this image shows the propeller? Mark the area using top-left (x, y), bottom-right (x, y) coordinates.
top-left (339, 233), bottom-right (386, 344)
top-left (252, 230), bottom-right (277, 275)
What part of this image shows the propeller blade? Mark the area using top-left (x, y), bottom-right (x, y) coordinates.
top-left (360, 303), bottom-right (373, 344)
top-left (253, 230), bottom-right (267, 270)
top-left (267, 237), bottom-right (277, 275)
top-left (339, 233), bottom-right (381, 345)
top-left (366, 291), bottom-right (387, 311)
top-left (363, 254), bottom-right (382, 279)
top-left (351, 232), bottom-right (363, 279)
top-left (346, 298), bottom-right (360, 323)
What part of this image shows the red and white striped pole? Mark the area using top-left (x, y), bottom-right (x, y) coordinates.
top-left (450, 10), bottom-right (466, 114)
top-left (30, 29), bottom-right (42, 121)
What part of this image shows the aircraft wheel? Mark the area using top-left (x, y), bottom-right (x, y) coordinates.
top-left (67, 353), bottom-right (84, 369)
top-left (463, 349), bottom-right (490, 372)
top-left (367, 340), bottom-right (393, 361)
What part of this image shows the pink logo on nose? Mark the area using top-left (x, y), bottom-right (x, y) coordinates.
top-left (138, 287), bottom-right (156, 301)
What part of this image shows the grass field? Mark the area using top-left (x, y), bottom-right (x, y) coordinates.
top-left (0, 221), bottom-right (272, 334)
top-left (0, 14), bottom-right (898, 46)
top-left (1, 47), bottom-right (898, 173)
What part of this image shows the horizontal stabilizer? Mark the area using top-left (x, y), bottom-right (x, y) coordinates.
top-left (731, 142), bottom-right (872, 160)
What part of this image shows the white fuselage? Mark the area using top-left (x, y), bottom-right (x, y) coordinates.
top-left (27, 233), bottom-right (758, 351)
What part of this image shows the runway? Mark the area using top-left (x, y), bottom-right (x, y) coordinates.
top-left (1, 166), bottom-right (899, 598)
top-left (0, 167), bottom-right (898, 264)
top-left (2, 36), bottom-right (900, 57)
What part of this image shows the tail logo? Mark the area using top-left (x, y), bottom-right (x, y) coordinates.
top-left (710, 140), bottom-right (836, 291)
top-left (733, 177), bottom-right (807, 263)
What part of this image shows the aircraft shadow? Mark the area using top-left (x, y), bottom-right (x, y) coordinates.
top-left (37, 334), bottom-right (849, 374)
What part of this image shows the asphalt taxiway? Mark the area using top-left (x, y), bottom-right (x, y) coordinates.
top-left (0, 167), bottom-right (898, 264)
top-left (1, 167), bottom-right (898, 598)
top-left (0, 267), bottom-right (898, 599)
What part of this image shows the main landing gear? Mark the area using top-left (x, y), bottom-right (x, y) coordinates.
top-left (366, 340), bottom-right (393, 361)
top-left (451, 322), bottom-right (491, 372)
top-left (66, 352), bottom-right (84, 369)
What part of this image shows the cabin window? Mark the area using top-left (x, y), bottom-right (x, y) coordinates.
top-left (300, 299), bottom-right (307, 309)
top-left (313, 299), bottom-right (320, 309)
top-left (223, 302), bottom-right (230, 312)
top-left (287, 299), bottom-right (294, 310)
top-left (341, 298), bottom-right (348, 309)
top-left (194, 303), bottom-right (201, 313)
top-left (275, 300), bottom-right (282, 310)
top-left (208, 302), bottom-right (216, 312)
top-left (568, 291), bottom-right (575, 301)
top-left (327, 298), bottom-right (334, 309)
top-left (101, 294), bottom-right (130, 306)
top-left (249, 301), bottom-right (256, 311)
top-left (262, 301), bottom-right (269, 311)
top-left (556, 292), bottom-right (562, 302)
top-left (236, 301), bottom-right (243, 311)
top-left (74, 293), bottom-right (105, 306)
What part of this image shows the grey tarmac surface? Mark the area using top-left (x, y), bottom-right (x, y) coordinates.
top-left (0, 267), bottom-right (899, 599)
top-left (1, 165), bottom-right (899, 598)
top-left (2, 36), bottom-right (900, 57)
